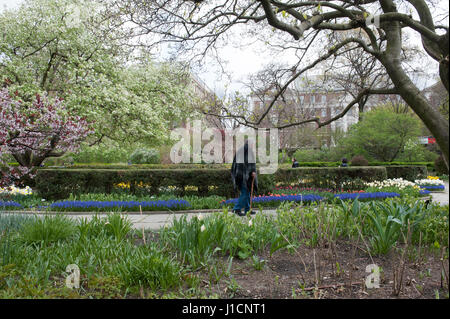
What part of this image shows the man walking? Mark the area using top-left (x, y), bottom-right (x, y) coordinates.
top-left (231, 139), bottom-right (258, 216)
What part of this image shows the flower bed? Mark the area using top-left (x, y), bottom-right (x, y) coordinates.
top-left (333, 192), bottom-right (400, 201)
top-left (48, 199), bottom-right (191, 212)
top-left (220, 191), bottom-right (403, 207)
top-left (220, 194), bottom-right (323, 207)
top-left (364, 178), bottom-right (417, 189)
top-left (0, 201), bottom-right (23, 210)
top-left (363, 178), bottom-right (421, 197)
top-left (415, 177), bottom-right (445, 192)
top-left (272, 186), bottom-right (337, 195)
top-left (0, 186), bottom-right (33, 196)
top-left (418, 185), bottom-right (445, 191)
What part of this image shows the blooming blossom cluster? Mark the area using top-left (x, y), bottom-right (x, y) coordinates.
top-left (1, 88), bottom-right (93, 185)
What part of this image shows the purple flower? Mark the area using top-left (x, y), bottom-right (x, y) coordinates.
top-left (49, 200), bottom-right (191, 211)
top-left (334, 192), bottom-right (400, 200)
top-left (0, 201), bottom-right (23, 209)
top-left (419, 185), bottom-right (445, 190)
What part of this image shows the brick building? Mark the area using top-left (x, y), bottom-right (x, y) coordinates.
top-left (250, 75), bottom-right (403, 151)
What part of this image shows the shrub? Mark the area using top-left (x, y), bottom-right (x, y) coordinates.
top-left (114, 244), bottom-right (186, 291)
top-left (293, 149), bottom-right (323, 162)
top-left (366, 200), bottom-right (426, 255)
top-left (71, 145), bottom-right (131, 164)
top-left (385, 166), bottom-right (428, 181)
top-left (129, 149), bottom-right (160, 164)
top-left (44, 155), bottom-right (74, 167)
top-left (434, 155), bottom-right (449, 175)
top-left (412, 204), bottom-right (449, 246)
top-left (274, 167), bottom-right (387, 190)
top-left (350, 155), bottom-right (369, 166)
top-left (33, 167), bottom-right (389, 199)
top-left (34, 165), bottom-right (424, 200)
top-left (34, 168), bottom-right (275, 200)
top-left (20, 215), bottom-right (77, 246)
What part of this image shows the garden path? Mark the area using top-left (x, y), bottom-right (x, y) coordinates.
top-left (429, 181), bottom-right (449, 206)
top-left (61, 209), bottom-right (279, 230)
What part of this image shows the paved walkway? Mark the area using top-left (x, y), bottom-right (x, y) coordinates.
top-left (3, 182), bottom-right (448, 230)
top-left (429, 181), bottom-right (449, 206)
top-left (63, 211), bottom-right (278, 231)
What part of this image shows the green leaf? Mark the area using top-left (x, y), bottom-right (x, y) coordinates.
top-left (270, 234), bottom-right (289, 257)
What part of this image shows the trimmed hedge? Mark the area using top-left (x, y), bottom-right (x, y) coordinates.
top-left (35, 169), bottom-right (274, 200)
top-left (274, 167), bottom-right (387, 190)
top-left (48, 161), bottom-right (434, 169)
top-left (35, 167), bottom-right (387, 200)
top-left (46, 163), bottom-right (232, 170)
top-left (6, 161), bottom-right (433, 169)
top-left (385, 165), bottom-right (428, 181)
top-left (369, 161), bottom-right (434, 171)
top-left (434, 155), bottom-right (449, 175)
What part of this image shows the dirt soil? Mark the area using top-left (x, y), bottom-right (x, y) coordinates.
top-left (195, 240), bottom-right (449, 299)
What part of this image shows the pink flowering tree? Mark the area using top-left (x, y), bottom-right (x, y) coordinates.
top-left (0, 88), bottom-right (93, 186)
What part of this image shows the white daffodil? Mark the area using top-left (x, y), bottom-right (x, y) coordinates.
top-left (200, 225), bottom-right (206, 232)
top-left (0, 185), bottom-right (33, 196)
top-left (364, 178), bottom-right (417, 190)
top-left (415, 179), bottom-right (444, 186)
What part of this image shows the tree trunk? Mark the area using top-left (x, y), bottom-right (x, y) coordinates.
top-left (378, 0), bottom-right (449, 170)
top-left (382, 57), bottom-right (449, 170)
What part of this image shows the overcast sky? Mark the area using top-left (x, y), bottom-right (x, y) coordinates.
top-left (1, 0), bottom-right (448, 97)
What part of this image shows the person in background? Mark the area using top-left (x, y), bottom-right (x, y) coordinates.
top-left (340, 158), bottom-right (348, 167)
top-left (292, 158), bottom-right (299, 168)
top-left (231, 139), bottom-right (258, 216)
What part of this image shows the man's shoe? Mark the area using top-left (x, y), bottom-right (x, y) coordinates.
top-left (233, 210), bottom-right (242, 215)
top-left (249, 211), bottom-right (256, 215)
top-left (237, 211), bottom-right (246, 217)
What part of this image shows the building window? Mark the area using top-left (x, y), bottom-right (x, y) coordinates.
top-left (311, 95), bottom-right (316, 104)
top-left (270, 113), bottom-right (278, 124)
top-left (321, 108), bottom-right (327, 117)
top-left (321, 95), bottom-right (327, 103)
top-left (299, 95), bottom-right (304, 104)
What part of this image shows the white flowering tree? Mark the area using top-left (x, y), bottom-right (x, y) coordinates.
top-left (0, 89), bottom-right (93, 186)
top-left (0, 0), bottom-right (197, 148)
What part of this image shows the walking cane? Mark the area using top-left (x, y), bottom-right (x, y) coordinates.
top-left (250, 174), bottom-right (255, 212)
